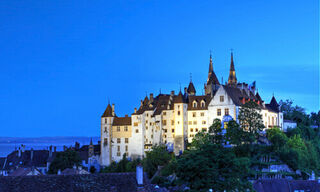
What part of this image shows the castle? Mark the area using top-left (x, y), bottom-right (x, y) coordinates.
top-left (100, 52), bottom-right (283, 166)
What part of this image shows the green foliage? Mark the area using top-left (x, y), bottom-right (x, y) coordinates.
top-left (279, 99), bottom-right (311, 126)
top-left (238, 101), bottom-right (265, 144)
top-left (100, 154), bottom-right (141, 173)
top-left (48, 149), bottom-right (81, 174)
top-left (225, 120), bottom-right (246, 146)
top-left (176, 144), bottom-right (252, 191)
top-left (89, 166), bottom-right (96, 173)
top-left (267, 127), bottom-right (288, 151)
top-left (143, 144), bottom-right (172, 178)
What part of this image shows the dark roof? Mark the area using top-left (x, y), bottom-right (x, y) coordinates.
top-left (188, 95), bottom-right (212, 110)
top-left (0, 172), bottom-right (157, 192)
top-left (284, 119), bottom-right (296, 123)
top-left (61, 168), bottom-right (89, 175)
top-left (8, 167), bottom-right (42, 176)
top-left (78, 144), bottom-right (100, 163)
top-left (222, 85), bottom-right (260, 106)
top-left (0, 157), bottom-right (5, 169)
top-left (207, 54), bottom-right (220, 85)
top-left (253, 179), bottom-right (320, 192)
top-left (173, 91), bottom-right (185, 103)
top-left (187, 81), bottom-right (196, 94)
top-left (3, 150), bottom-right (50, 171)
top-left (256, 92), bottom-right (262, 102)
top-left (102, 104), bottom-right (113, 117)
top-left (112, 116), bottom-right (132, 126)
top-left (266, 96), bottom-right (280, 113)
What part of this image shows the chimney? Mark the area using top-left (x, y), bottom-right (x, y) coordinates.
top-left (49, 146), bottom-right (53, 158)
top-left (31, 148), bottom-right (34, 161)
top-left (75, 142), bottom-right (80, 150)
top-left (54, 146), bottom-right (57, 152)
top-left (134, 108), bottom-right (137, 113)
top-left (171, 90), bottom-right (175, 96)
top-left (112, 104), bottom-right (115, 116)
top-left (136, 164), bottom-right (143, 186)
top-left (125, 114), bottom-right (128, 117)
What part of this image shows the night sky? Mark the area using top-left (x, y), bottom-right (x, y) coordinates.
top-left (0, 0), bottom-right (318, 137)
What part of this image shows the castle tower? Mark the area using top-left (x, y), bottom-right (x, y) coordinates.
top-left (187, 81), bottom-right (196, 96)
top-left (205, 53), bottom-right (220, 95)
top-left (89, 138), bottom-right (94, 158)
top-left (101, 103), bottom-right (115, 166)
top-left (227, 51), bottom-right (237, 86)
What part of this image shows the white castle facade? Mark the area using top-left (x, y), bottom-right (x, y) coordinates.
top-left (100, 53), bottom-right (283, 166)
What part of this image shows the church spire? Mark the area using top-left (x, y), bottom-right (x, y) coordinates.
top-left (205, 52), bottom-right (220, 96)
top-left (228, 50), bottom-right (237, 86)
top-left (209, 52), bottom-right (213, 74)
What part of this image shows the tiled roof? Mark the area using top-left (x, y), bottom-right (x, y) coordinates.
top-left (266, 96), bottom-right (280, 113)
top-left (173, 91), bottom-right (185, 103)
top-left (8, 167), bottom-right (42, 176)
top-left (102, 104), bottom-right (113, 117)
top-left (253, 179), bottom-right (320, 192)
top-left (0, 172), bottom-right (157, 192)
top-left (187, 81), bottom-right (196, 94)
top-left (188, 95), bottom-right (212, 110)
top-left (112, 116), bottom-right (132, 126)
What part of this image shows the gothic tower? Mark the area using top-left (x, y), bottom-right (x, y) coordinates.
top-left (205, 53), bottom-right (220, 96)
top-left (228, 51), bottom-right (237, 86)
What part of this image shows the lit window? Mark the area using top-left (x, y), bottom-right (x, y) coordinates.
top-left (195, 128), bottom-right (199, 132)
top-left (220, 96), bottom-right (224, 102)
top-left (202, 121), bottom-right (206, 125)
top-left (163, 120), bottom-right (167, 125)
top-left (217, 109), bottom-right (221, 116)
top-left (188, 121), bottom-right (192, 125)
top-left (190, 128), bottom-right (194, 132)
top-left (171, 120), bottom-right (174, 125)
top-left (200, 112), bottom-right (204, 117)
top-left (193, 112), bottom-right (196, 117)
top-left (117, 138), bottom-right (121, 143)
top-left (193, 121), bottom-right (197, 125)
top-left (134, 122), bottom-right (138, 126)
top-left (225, 108), bottom-right (229, 115)
top-left (224, 122), bottom-right (228, 129)
top-left (163, 112), bottom-right (166, 116)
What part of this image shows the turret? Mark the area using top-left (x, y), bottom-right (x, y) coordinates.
top-left (205, 53), bottom-right (220, 95)
top-left (228, 51), bottom-right (237, 86)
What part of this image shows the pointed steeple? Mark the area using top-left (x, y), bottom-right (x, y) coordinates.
top-left (209, 52), bottom-right (213, 74)
top-left (228, 51), bottom-right (237, 86)
top-left (205, 53), bottom-right (220, 95)
top-left (102, 103), bottom-right (113, 117)
top-left (90, 138), bottom-right (93, 145)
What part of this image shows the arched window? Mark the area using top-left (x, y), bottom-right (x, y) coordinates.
top-left (193, 101), bottom-right (197, 108)
top-left (201, 100), bottom-right (205, 108)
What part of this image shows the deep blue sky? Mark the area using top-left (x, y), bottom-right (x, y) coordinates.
top-left (0, 1), bottom-right (319, 137)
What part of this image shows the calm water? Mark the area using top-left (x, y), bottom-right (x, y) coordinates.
top-left (0, 137), bottom-right (100, 157)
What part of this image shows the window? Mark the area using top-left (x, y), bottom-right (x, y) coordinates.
top-left (105, 118), bottom-right (107, 124)
top-left (217, 109), bottom-right (221, 116)
top-left (149, 122), bottom-right (152, 126)
top-left (220, 96), bottom-right (224, 102)
top-left (202, 121), bottom-right (206, 125)
top-left (188, 121), bottom-right (192, 125)
top-left (202, 128), bottom-right (207, 132)
top-left (163, 120), bottom-right (167, 125)
top-left (125, 138), bottom-right (129, 143)
top-left (200, 112), bottom-right (204, 117)
top-left (190, 128), bottom-right (194, 132)
top-left (146, 126), bottom-right (148, 130)
top-left (117, 138), bottom-right (121, 143)
top-left (134, 122), bottom-right (138, 126)
top-left (117, 146), bottom-right (120, 151)
top-left (178, 111), bottom-right (181, 116)
top-left (117, 126), bottom-right (120, 132)
top-left (195, 128), bottom-right (199, 132)
top-left (172, 129), bottom-right (175, 133)
top-left (177, 121), bottom-right (180, 124)
top-left (125, 145), bottom-right (128, 151)
top-left (201, 102), bottom-right (205, 108)
top-left (146, 113), bottom-right (149, 117)
top-left (224, 122), bottom-right (228, 129)
top-left (193, 121), bottom-right (197, 125)
top-left (151, 134), bottom-right (153, 138)
top-left (104, 138), bottom-right (108, 146)
top-left (135, 129), bottom-right (139, 133)
top-left (164, 129), bottom-right (167, 133)
top-left (171, 120), bottom-right (174, 125)
top-left (163, 112), bottom-right (166, 116)
top-left (193, 102), bottom-right (197, 108)
top-left (125, 152), bottom-right (129, 156)
top-left (117, 152), bottom-right (121, 156)
top-left (225, 108), bottom-right (229, 115)
top-left (192, 112), bottom-right (196, 117)
top-left (124, 126), bottom-right (128, 132)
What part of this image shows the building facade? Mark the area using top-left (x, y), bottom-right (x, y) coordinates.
top-left (100, 52), bottom-right (283, 166)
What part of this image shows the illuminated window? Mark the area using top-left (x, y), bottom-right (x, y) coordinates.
top-left (220, 96), bottom-right (224, 102)
top-left (171, 120), bottom-right (174, 125)
top-left (163, 120), bottom-right (167, 125)
top-left (195, 128), bottom-right (199, 132)
top-left (202, 121), bottom-right (206, 125)
top-left (134, 122), bottom-right (138, 126)
top-left (217, 109), bottom-right (221, 116)
top-left (163, 112), bottom-right (166, 116)
top-left (117, 138), bottom-right (121, 143)
top-left (224, 122), bottom-right (228, 129)
top-left (188, 121), bottom-right (192, 125)
top-left (190, 128), bottom-right (194, 132)
top-left (193, 121), bottom-right (197, 125)
top-left (225, 108), bottom-right (229, 115)
top-left (193, 112), bottom-right (196, 117)
top-left (200, 112), bottom-right (204, 117)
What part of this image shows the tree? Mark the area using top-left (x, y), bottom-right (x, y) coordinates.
top-left (266, 127), bottom-right (288, 151)
top-left (48, 149), bottom-right (81, 174)
top-left (89, 166), bottom-right (96, 173)
top-left (176, 144), bottom-right (252, 191)
top-left (238, 101), bottom-right (264, 144)
top-left (279, 99), bottom-right (310, 126)
top-left (143, 144), bottom-right (172, 178)
top-left (225, 120), bottom-right (245, 146)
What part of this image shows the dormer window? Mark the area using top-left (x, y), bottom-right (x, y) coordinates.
top-left (193, 101), bottom-right (197, 108)
top-left (220, 96), bottom-right (224, 102)
top-left (201, 100), bottom-right (205, 108)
